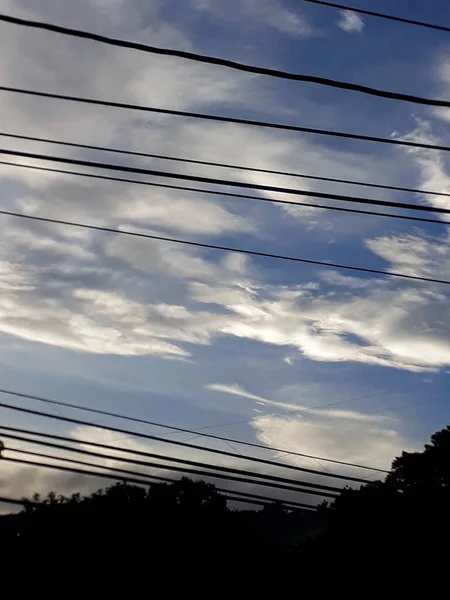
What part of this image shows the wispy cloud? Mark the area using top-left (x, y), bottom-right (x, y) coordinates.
top-left (337, 9), bottom-right (364, 33)
top-left (252, 413), bottom-right (413, 472)
top-left (192, 0), bottom-right (319, 37)
top-left (206, 383), bottom-right (390, 422)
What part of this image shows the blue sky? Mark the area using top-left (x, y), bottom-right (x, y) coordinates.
top-left (1, 0), bottom-right (450, 505)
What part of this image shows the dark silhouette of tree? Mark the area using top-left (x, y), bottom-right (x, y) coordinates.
top-left (317, 425), bottom-right (450, 564)
top-left (1, 475), bottom-right (325, 572)
top-left (5, 427), bottom-right (449, 572)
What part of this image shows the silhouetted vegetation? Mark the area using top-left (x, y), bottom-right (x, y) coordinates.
top-left (0, 477), bottom-right (324, 567)
top-left (313, 425), bottom-right (450, 565)
top-left (2, 426), bottom-right (450, 571)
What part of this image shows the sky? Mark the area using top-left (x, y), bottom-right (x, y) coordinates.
top-left (1, 0), bottom-right (450, 510)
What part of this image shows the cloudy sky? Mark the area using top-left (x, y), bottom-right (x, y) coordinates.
top-left (1, 0), bottom-right (450, 508)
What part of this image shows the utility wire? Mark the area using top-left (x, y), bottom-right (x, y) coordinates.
top-left (0, 429), bottom-right (345, 492)
top-left (2, 147), bottom-right (448, 217)
top-left (206, 488), bottom-right (315, 509)
top-left (190, 386), bottom-right (408, 433)
top-left (0, 423), bottom-right (367, 485)
top-left (0, 462), bottom-right (316, 512)
top-left (2, 160), bottom-right (448, 228)
top-left (0, 493), bottom-right (311, 511)
top-left (0, 389), bottom-right (387, 473)
top-left (8, 446), bottom-right (336, 498)
top-left (0, 496), bottom-right (31, 507)
top-left (2, 131), bottom-right (450, 197)
top-left (299, 0), bottom-right (450, 33)
top-left (1, 14), bottom-right (449, 107)
top-left (4, 449), bottom-right (337, 499)
top-left (0, 459), bottom-right (316, 512)
top-left (2, 84), bottom-right (450, 154)
top-left (0, 466), bottom-right (316, 511)
top-left (0, 204), bottom-right (449, 286)
top-left (0, 398), bottom-right (388, 476)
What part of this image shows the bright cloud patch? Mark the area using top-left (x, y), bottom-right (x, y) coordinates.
top-left (197, 274), bottom-right (450, 372)
top-left (252, 413), bottom-right (413, 473)
top-left (0, 0), bottom-right (448, 379)
top-left (0, 213), bottom-right (449, 371)
top-left (192, 0), bottom-right (317, 36)
top-left (337, 9), bottom-right (364, 33)
top-left (206, 382), bottom-right (390, 422)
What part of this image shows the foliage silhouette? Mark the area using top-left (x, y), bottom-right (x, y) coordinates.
top-left (316, 425), bottom-right (450, 564)
top-left (2, 426), bottom-right (450, 571)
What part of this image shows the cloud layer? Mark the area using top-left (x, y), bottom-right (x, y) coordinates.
top-left (0, 0), bottom-right (449, 509)
top-left (337, 9), bottom-right (364, 33)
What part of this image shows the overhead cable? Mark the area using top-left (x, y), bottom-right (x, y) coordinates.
top-left (0, 496), bottom-right (31, 507)
top-left (1, 148), bottom-right (449, 216)
top-left (0, 429), bottom-right (345, 492)
top-left (0, 204), bottom-right (449, 285)
top-left (0, 388), bottom-right (387, 473)
top-left (0, 204), bottom-right (448, 285)
top-left (1, 160), bottom-right (448, 228)
top-left (191, 386), bottom-right (408, 433)
top-left (0, 423), bottom-right (367, 485)
top-left (0, 488), bottom-right (298, 510)
top-left (2, 130), bottom-right (450, 197)
top-left (3, 456), bottom-right (318, 510)
top-left (0, 467), bottom-right (315, 512)
top-left (0, 400), bottom-right (387, 479)
top-left (299, 0), bottom-right (450, 33)
top-left (2, 85), bottom-right (450, 153)
top-left (0, 13), bottom-right (449, 106)
top-left (5, 449), bottom-right (337, 498)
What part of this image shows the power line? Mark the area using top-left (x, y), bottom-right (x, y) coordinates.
top-left (0, 429), bottom-right (345, 492)
top-left (0, 397), bottom-right (388, 477)
top-left (5, 449), bottom-right (336, 499)
top-left (0, 423), bottom-right (367, 485)
top-left (2, 147), bottom-right (448, 217)
top-left (190, 385), bottom-right (408, 433)
top-left (0, 461), bottom-right (316, 512)
top-left (0, 493), bottom-right (313, 511)
top-left (299, 0), bottom-right (450, 33)
top-left (1, 14), bottom-right (449, 107)
top-left (0, 388), bottom-right (386, 473)
top-left (3, 84), bottom-right (450, 154)
top-left (2, 159), bottom-right (448, 228)
top-left (0, 496), bottom-right (31, 507)
top-left (0, 494), bottom-right (299, 511)
top-left (7, 447), bottom-right (337, 498)
top-left (0, 460), bottom-right (316, 512)
top-left (0, 204), bottom-right (449, 286)
top-left (2, 131), bottom-right (450, 198)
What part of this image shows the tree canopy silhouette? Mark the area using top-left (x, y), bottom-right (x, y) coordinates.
top-left (2, 426), bottom-right (450, 571)
top-left (318, 425), bottom-right (450, 562)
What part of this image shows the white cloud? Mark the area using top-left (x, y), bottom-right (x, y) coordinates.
top-left (0, 0), bottom-right (448, 379)
top-left (252, 413), bottom-right (413, 472)
top-left (366, 233), bottom-right (450, 279)
top-left (117, 192), bottom-right (251, 236)
top-left (337, 9), bottom-right (364, 33)
top-left (192, 0), bottom-right (317, 37)
top-left (193, 274), bottom-right (450, 372)
top-left (0, 0), bottom-right (443, 517)
top-left (207, 382), bottom-right (390, 423)
top-left (1, 421), bottom-right (340, 511)
top-left (392, 118), bottom-right (450, 213)
top-left (0, 208), bottom-right (449, 371)
top-left (207, 383), bottom-right (275, 405)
